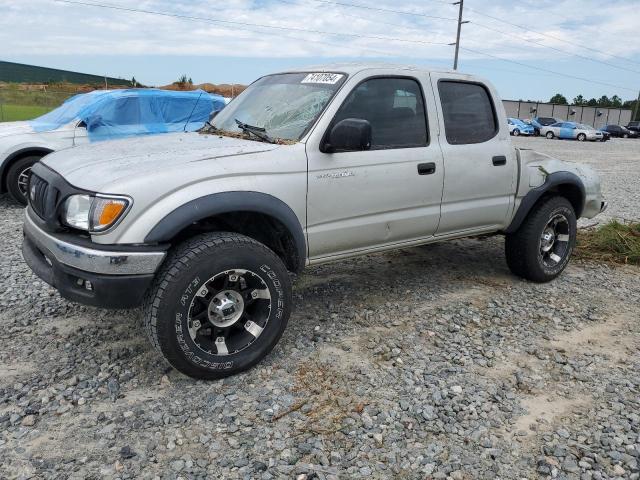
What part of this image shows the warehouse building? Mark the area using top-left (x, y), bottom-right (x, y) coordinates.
top-left (503, 99), bottom-right (632, 129)
top-left (0, 61), bottom-right (132, 87)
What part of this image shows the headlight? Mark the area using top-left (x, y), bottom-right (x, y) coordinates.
top-left (63, 194), bottom-right (131, 232)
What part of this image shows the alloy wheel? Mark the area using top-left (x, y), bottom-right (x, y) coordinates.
top-left (538, 213), bottom-right (571, 268)
top-left (17, 167), bottom-right (32, 197)
top-left (187, 269), bottom-right (272, 356)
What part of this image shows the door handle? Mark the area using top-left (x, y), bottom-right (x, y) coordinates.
top-left (417, 162), bottom-right (436, 175)
top-left (492, 155), bottom-right (507, 166)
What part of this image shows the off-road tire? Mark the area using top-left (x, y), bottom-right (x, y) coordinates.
top-left (142, 232), bottom-right (292, 379)
top-left (6, 156), bottom-right (40, 206)
top-left (546, 131), bottom-right (554, 139)
top-left (505, 196), bottom-right (576, 283)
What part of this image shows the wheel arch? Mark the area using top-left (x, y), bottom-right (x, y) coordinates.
top-left (504, 172), bottom-right (585, 234)
top-left (144, 191), bottom-right (306, 273)
top-left (0, 147), bottom-right (53, 193)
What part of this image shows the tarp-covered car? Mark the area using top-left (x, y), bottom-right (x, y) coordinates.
top-left (0, 89), bottom-right (226, 204)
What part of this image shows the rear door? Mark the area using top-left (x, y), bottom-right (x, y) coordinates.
top-left (429, 73), bottom-right (517, 234)
top-left (305, 71), bottom-right (444, 259)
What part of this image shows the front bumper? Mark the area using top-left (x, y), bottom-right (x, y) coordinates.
top-left (22, 210), bottom-right (166, 309)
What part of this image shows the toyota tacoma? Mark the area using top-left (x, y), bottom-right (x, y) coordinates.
top-left (22, 64), bottom-right (606, 379)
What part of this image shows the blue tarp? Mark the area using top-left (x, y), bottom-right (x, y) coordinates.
top-left (30, 89), bottom-right (226, 142)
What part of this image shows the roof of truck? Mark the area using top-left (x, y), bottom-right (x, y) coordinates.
top-left (279, 62), bottom-right (477, 77)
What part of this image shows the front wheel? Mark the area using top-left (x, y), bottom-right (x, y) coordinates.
top-left (513, 129), bottom-right (520, 136)
top-left (505, 196), bottom-right (576, 283)
top-left (545, 131), bottom-right (554, 139)
top-left (6, 156), bottom-right (40, 206)
top-left (143, 232), bottom-right (292, 379)
top-left (623, 133), bottom-right (629, 138)
top-left (577, 133), bottom-right (586, 141)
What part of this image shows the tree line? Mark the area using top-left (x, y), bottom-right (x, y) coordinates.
top-left (548, 92), bottom-right (634, 109)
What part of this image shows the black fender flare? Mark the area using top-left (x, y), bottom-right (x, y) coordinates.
top-left (504, 171), bottom-right (585, 234)
top-left (144, 191), bottom-right (307, 272)
top-left (0, 147), bottom-right (53, 193)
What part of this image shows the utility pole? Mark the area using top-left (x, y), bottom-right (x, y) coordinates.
top-left (451, 0), bottom-right (468, 70)
top-left (633, 89), bottom-right (640, 121)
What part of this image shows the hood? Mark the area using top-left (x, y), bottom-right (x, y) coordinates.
top-left (41, 132), bottom-right (282, 190)
top-left (0, 121), bottom-right (34, 138)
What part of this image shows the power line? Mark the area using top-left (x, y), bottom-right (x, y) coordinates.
top-left (470, 21), bottom-right (640, 75)
top-left (463, 5), bottom-right (640, 68)
top-left (55, 0), bottom-right (452, 47)
top-left (282, 0), bottom-right (638, 92)
top-left (304, 0), bottom-right (457, 21)
top-left (460, 46), bottom-right (637, 93)
top-left (55, 0), bottom-right (638, 94)
top-left (53, 0), bottom-right (452, 62)
top-left (305, 0), bottom-right (640, 70)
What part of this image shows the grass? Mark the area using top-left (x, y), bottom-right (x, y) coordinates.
top-left (0, 86), bottom-right (74, 122)
top-left (0, 104), bottom-right (54, 122)
top-left (576, 220), bottom-right (640, 265)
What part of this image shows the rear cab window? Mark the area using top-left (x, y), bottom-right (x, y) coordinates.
top-left (438, 81), bottom-right (497, 145)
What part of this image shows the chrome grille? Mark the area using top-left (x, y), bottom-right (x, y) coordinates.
top-left (28, 174), bottom-right (50, 219)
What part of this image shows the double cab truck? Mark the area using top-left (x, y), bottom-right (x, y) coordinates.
top-left (22, 64), bottom-right (606, 379)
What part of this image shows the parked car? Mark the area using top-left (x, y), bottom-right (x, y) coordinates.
top-left (22, 64), bottom-right (606, 379)
top-left (541, 121), bottom-right (604, 141)
top-left (0, 89), bottom-right (226, 204)
top-left (626, 121), bottom-right (640, 133)
top-left (598, 128), bottom-right (611, 142)
top-left (507, 117), bottom-right (535, 136)
top-left (602, 124), bottom-right (638, 138)
top-left (529, 116), bottom-right (559, 136)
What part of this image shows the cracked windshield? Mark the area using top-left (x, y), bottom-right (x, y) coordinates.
top-left (211, 72), bottom-right (346, 142)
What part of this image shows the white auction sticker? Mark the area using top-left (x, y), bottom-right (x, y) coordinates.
top-left (301, 73), bottom-right (344, 85)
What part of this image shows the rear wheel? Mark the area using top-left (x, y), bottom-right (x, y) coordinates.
top-left (505, 196), bottom-right (576, 283)
top-left (545, 131), bottom-right (554, 139)
top-left (143, 232), bottom-right (292, 379)
top-left (577, 133), bottom-right (586, 141)
top-left (6, 156), bottom-right (40, 206)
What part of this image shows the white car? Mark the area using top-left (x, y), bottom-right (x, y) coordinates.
top-left (0, 89), bottom-right (224, 204)
top-left (540, 121), bottom-right (603, 141)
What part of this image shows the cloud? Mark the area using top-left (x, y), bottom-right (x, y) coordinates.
top-left (1, 0), bottom-right (639, 66)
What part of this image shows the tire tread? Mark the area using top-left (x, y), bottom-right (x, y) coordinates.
top-left (142, 232), bottom-right (288, 378)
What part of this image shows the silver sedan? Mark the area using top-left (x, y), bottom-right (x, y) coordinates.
top-left (541, 122), bottom-right (604, 141)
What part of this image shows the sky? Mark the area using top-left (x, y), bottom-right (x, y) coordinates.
top-left (1, 0), bottom-right (639, 102)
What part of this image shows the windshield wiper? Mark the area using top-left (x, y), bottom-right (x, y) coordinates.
top-left (235, 119), bottom-right (275, 144)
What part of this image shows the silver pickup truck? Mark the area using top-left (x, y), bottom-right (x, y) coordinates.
top-left (21, 64), bottom-right (606, 379)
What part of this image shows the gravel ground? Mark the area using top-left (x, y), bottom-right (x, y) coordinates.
top-left (1, 138), bottom-right (639, 479)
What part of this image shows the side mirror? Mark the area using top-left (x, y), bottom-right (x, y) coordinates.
top-left (322, 118), bottom-right (372, 153)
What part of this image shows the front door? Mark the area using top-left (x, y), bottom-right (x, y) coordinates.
top-left (429, 74), bottom-right (518, 234)
top-left (559, 123), bottom-right (577, 139)
top-left (306, 74), bottom-right (444, 259)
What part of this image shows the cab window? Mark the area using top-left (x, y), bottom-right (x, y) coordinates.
top-left (438, 81), bottom-right (497, 144)
top-left (331, 77), bottom-right (428, 149)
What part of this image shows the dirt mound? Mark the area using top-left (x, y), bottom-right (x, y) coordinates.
top-left (159, 82), bottom-right (246, 97)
